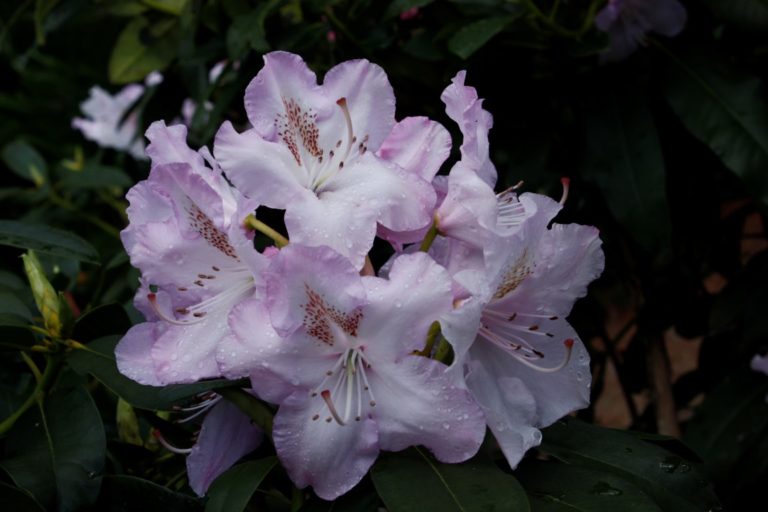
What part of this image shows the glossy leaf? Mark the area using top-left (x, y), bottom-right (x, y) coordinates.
top-left (683, 373), bottom-right (768, 483)
top-left (67, 335), bottom-right (246, 410)
top-left (371, 448), bottom-right (530, 512)
top-left (0, 220), bottom-right (100, 264)
top-left (72, 303), bottom-right (132, 343)
top-left (447, 16), bottom-right (517, 59)
top-left (1, 139), bottom-right (48, 186)
top-left (582, 73), bottom-right (670, 252)
top-left (205, 457), bottom-right (278, 512)
top-left (661, 43), bottom-right (768, 205)
top-left (540, 418), bottom-right (721, 512)
top-left (109, 17), bottom-right (180, 84)
top-left (59, 165), bottom-right (132, 190)
top-left (517, 460), bottom-right (662, 512)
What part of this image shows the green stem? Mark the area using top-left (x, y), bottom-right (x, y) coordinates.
top-left (419, 221), bottom-right (439, 253)
top-left (420, 321), bottom-right (441, 357)
top-left (0, 354), bottom-right (60, 435)
top-left (218, 387), bottom-right (274, 435)
top-left (244, 214), bottom-right (289, 248)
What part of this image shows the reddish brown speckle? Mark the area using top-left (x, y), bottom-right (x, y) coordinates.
top-left (301, 284), bottom-right (363, 345)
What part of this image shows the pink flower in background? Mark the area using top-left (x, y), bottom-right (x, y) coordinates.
top-left (214, 51), bottom-right (436, 268)
top-left (72, 84), bottom-right (147, 159)
top-left (224, 245), bottom-right (485, 499)
top-left (116, 121), bottom-right (266, 385)
top-left (595, 0), bottom-right (687, 62)
top-left (752, 354), bottom-right (768, 376)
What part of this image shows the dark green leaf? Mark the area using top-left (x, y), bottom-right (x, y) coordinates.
top-left (0, 291), bottom-right (32, 320)
top-left (0, 481), bottom-right (46, 512)
top-left (1, 139), bottom-right (48, 186)
top-left (517, 460), bottom-right (662, 512)
top-left (540, 418), bottom-right (721, 512)
top-left (73, 303), bottom-right (132, 343)
top-left (67, 335), bottom-right (246, 410)
top-left (371, 448), bottom-right (530, 512)
top-left (683, 373), bottom-right (768, 483)
top-left (660, 43), bottom-right (768, 205)
top-left (142, 0), bottom-right (189, 16)
top-left (0, 407), bottom-right (57, 510)
top-left (0, 220), bottom-right (100, 264)
top-left (109, 17), bottom-right (180, 84)
top-left (447, 16), bottom-right (516, 59)
top-left (582, 74), bottom-right (670, 251)
top-left (702, 0), bottom-right (768, 32)
top-left (47, 377), bottom-right (106, 511)
top-left (94, 475), bottom-right (203, 512)
top-left (204, 457), bottom-right (277, 512)
top-left (0, 321), bottom-right (36, 351)
top-left (59, 165), bottom-right (132, 190)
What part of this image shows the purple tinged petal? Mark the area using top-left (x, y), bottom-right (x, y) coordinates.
top-left (273, 392), bottom-right (379, 501)
top-left (145, 121), bottom-right (207, 173)
top-left (376, 116), bottom-right (451, 181)
top-left (244, 52), bottom-right (329, 140)
top-left (115, 323), bottom-right (163, 386)
top-left (436, 165), bottom-right (498, 246)
top-left (360, 252), bottom-right (453, 356)
top-left (187, 400), bottom-right (263, 496)
top-left (322, 59), bottom-right (396, 152)
top-left (214, 121), bottom-right (309, 209)
top-left (265, 244), bottom-right (367, 338)
top-left (465, 360), bottom-right (541, 468)
top-left (371, 355), bottom-right (485, 463)
top-left (752, 354), bottom-right (768, 376)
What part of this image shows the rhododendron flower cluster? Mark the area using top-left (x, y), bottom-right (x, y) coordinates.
top-left (115, 52), bottom-right (604, 500)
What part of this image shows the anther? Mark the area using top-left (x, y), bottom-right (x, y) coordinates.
top-left (559, 177), bottom-right (570, 205)
top-left (321, 389), bottom-right (345, 425)
top-left (312, 414), bottom-right (319, 421)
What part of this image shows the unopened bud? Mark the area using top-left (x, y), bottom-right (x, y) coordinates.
top-left (22, 251), bottom-right (61, 337)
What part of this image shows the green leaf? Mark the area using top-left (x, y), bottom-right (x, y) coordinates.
top-left (447, 16), bottom-right (516, 59)
top-left (67, 335), bottom-right (246, 410)
top-left (225, 1), bottom-right (278, 59)
top-left (0, 291), bottom-right (32, 321)
top-left (47, 377), bottom-right (107, 511)
top-left (539, 418), bottom-right (721, 512)
top-left (371, 448), bottom-right (530, 512)
top-left (0, 220), bottom-right (100, 264)
top-left (702, 0), bottom-right (768, 32)
top-left (683, 372), bottom-right (768, 484)
top-left (205, 457), bottom-right (278, 512)
top-left (0, 482), bottom-right (46, 512)
top-left (660, 43), bottom-right (768, 205)
top-left (34, 0), bottom-right (61, 45)
top-left (0, 319), bottom-right (36, 352)
top-left (582, 73), bottom-right (670, 252)
top-left (109, 16), bottom-right (180, 84)
top-left (384, 0), bottom-right (434, 19)
top-left (2, 139), bottom-right (48, 186)
top-left (59, 165), bottom-right (132, 190)
top-left (141, 0), bottom-right (189, 16)
top-left (72, 303), bottom-right (132, 343)
top-left (517, 461), bottom-right (662, 512)
top-left (94, 475), bottom-right (203, 511)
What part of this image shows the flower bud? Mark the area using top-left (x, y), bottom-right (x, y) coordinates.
top-left (22, 250), bottom-right (61, 337)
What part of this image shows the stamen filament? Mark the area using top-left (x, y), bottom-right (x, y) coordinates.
top-left (321, 389), bottom-right (346, 425)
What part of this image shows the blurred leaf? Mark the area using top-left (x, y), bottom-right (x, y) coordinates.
top-left (116, 398), bottom-right (143, 445)
top-left (582, 74), bottom-right (670, 252)
top-left (72, 303), bottom-right (132, 343)
top-left (142, 0), bottom-right (189, 16)
top-left (59, 165), bottom-right (132, 190)
top-left (67, 335), bottom-right (245, 410)
top-left (226, 1), bottom-right (278, 59)
top-left (384, 0), bottom-right (434, 19)
top-left (371, 448), bottom-right (530, 512)
top-left (540, 418), bottom-right (721, 512)
top-left (517, 460), bottom-right (662, 511)
top-left (0, 322), bottom-right (36, 351)
top-left (0, 270), bottom-right (27, 292)
top-left (661, 43), bottom-right (768, 205)
top-left (2, 139), bottom-right (48, 187)
top-left (0, 291), bottom-right (32, 321)
top-left (447, 16), bottom-right (516, 59)
top-left (702, 0), bottom-right (768, 32)
top-left (205, 457), bottom-right (277, 512)
top-left (109, 16), bottom-right (180, 84)
top-left (0, 482), bottom-right (46, 512)
top-left (94, 475), bottom-right (203, 511)
top-left (0, 221), bottom-right (100, 264)
top-left (34, 0), bottom-right (61, 45)
top-left (683, 373), bottom-right (768, 483)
